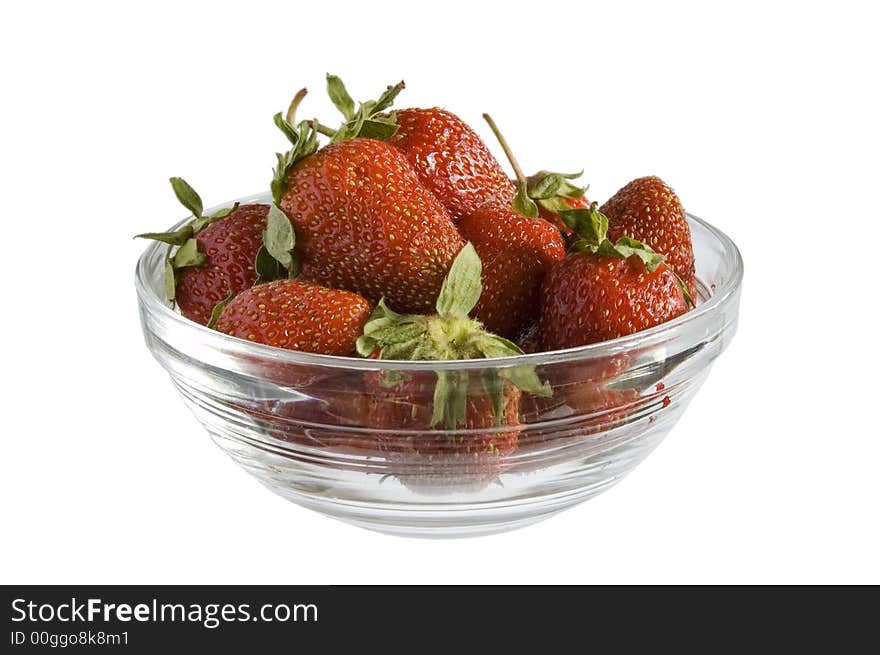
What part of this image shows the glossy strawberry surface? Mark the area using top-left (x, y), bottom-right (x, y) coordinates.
top-left (389, 108), bottom-right (515, 220)
top-left (280, 138), bottom-right (463, 314)
top-left (600, 176), bottom-right (696, 298)
top-left (540, 254), bottom-right (687, 350)
top-left (215, 278), bottom-right (372, 356)
top-left (457, 202), bottom-right (565, 339)
top-left (175, 203), bottom-right (269, 325)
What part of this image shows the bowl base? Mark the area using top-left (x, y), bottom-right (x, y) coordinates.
top-left (259, 475), bottom-right (626, 538)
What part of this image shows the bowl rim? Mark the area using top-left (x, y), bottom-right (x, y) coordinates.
top-left (135, 192), bottom-right (743, 372)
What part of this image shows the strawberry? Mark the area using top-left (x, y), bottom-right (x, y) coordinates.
top-left (356, 244), bottom-right (554, 489)
top-left (366, 371), bottom-right (522, 493)
top-left (277, 137), bottom-right (463, 314)
top-left (214, 277), bottom-right (371, 356)
top-left (136, 178), bottom-right (270, 325)
top-left (386, 107), bottom-right (515, 219)
top-left (539, 203), bottom-right (688, 350)
top-left (457, 201), bottom-right (565, 339)
top-left (451, 115), bottom-right (584, 339)
top-left (600, 176), bottom-right (697, 299)
top-left (318, 78), bottom-right (514, 220)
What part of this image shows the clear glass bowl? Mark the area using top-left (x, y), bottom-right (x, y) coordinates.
top-left (135, 192), bottom-right (743, 537)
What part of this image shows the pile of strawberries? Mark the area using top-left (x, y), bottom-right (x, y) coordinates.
top-left (140, 76), bottom-right (697, 488)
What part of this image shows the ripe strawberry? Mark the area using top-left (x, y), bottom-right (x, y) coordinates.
top-left (366, 371), bottom-right (522, 493)
top-left (136, 178), bottom-right (270, 325)
top-left (214, 278), bottom-right (372, 356)
top-left (600, 176), bottom-right (697, 299)
top-left (539, 204), bottom-right (688, 350)
top-left (387, 107), bottom-right (515, 219)
top-left (354, 244), bottom-right (554, 490)
top-left (457, 201), bottom-right (565, 339)
top-left (277, 137), bottom-right (463, 314)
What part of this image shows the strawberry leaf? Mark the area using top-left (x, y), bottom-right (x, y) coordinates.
top-left (358, 117), bottom-right (399, 140)
top-left (263, 205), bottom-right (296, 271)
top-left (325, 79), bottom-right (404, 143)
top-left (431, 370), bottom-right (470, 429)
top-left (476, 334), bottom-right (553, 399)
top-left (475, 333), bottom-right (523, 358)
top-left (537, 197), bottom-right (575, 214)
top-left (206, 291), bottom-right (235, 330)
top-left (676, 273), bottom-right (695, 308)
top-left (171, 238), bottom-right (206, 269)
top-left (512, 182), bottom-right (539, 218)
top-left (271, 120), bottom-right (319, 205)
top-left (431, 371), bottom-right (450, 428)
top-left (135, 224), bottom-right (194, 246)
top-left (480, 370), bottom-right (507, 425)
top-left (191, 202), bottom-right (240, 233)
top-left (163, 255), bottom-right (176, 303)
top-left (609, 236), bottom-right (666, 272)
top-left (561, 203), bottom-right (609, 247)
top-left (435, 243), bottom-right (483, 318)
top-left (372, 81), bottom-right (405, 114)
top-left (253, 245), bottom-right (284, 286)
top-left (273, 112), bottom-right (301, 145)
top-left (169, 177), bottom-right (203, 218)
top-left (326, 74), bottom-right (356, 121)
top-left (356, 299), bottom-right (426, 358)
top-left (527, 170), bottom-right (586, 200)
top-left (499, 366), bottom-right (552, 398)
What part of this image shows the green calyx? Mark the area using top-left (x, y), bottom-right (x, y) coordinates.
top-left (562, 202), bottom-right (666, 272)
top-left (252, 204), bottom-right (299, 286)
top-left (135, 177), bottom-right (239, 303)
top-left (137, 178), bottom-right (240, 245)
top-left (356, 243), bottom-right (551, 429)
top-left (323, 74), bottom-right (405, 143)
top-left (206, 290), bottom-right (235, 330)
top-left (482, 114), bottom-right (588, 219)
top-left (271, 90), bottom-right (320, 206)
top-left (526, 170), bottom-right (588, 215)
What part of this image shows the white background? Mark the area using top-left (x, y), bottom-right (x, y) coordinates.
top-left (1, 1), bottom-right (877, 584)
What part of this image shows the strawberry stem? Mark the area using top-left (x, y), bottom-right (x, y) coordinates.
top-left (482, 113), bottom-right (528, 187)
top-left (285, 88), bottom-right (308, 124)
top-left (483, 113), bottom-right (538, 218)
top-left (307, 119), bottom-right (337, 137)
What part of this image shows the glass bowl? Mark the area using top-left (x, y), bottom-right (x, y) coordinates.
top-left (135, 192), bottom-right (743, 538)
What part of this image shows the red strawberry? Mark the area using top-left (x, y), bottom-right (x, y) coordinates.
top-left (387, 108), bottom-right (515, 219)
top-left (173, 205), bottom-right (268, 325)
top-left (600, 176), bottom-right (697, 299)
top-left (366, 371), bottom-right (522, 493)
top-left (539, 204), bottom-right (688, 350)
top-left (355, 244), bottom-right (554, 490)
top-left (278, 137), bottom-right (463, 314)
top-left (136, 178), bottom-right (270, 325)
top-left (215, 278), bottom-right (372, 356)
top-left (457, 201), bottom-right (565, 339)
